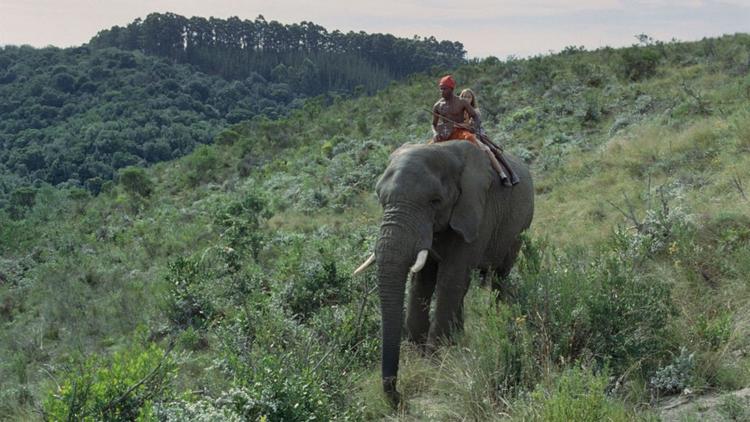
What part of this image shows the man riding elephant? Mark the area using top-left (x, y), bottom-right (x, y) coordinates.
top-left (430, 75), bottom-right (517, 186)
top-left (431, 75), bottom-right (482, 144)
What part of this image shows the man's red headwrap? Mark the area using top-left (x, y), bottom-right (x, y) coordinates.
top-left (439, 75), bottom-right (455, 89)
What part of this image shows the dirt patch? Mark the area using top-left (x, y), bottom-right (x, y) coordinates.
top-left (659, 388), bottom-right (750, 421)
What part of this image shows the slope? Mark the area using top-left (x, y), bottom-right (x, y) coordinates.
top-left (1, 33), bottom-right (749, 420)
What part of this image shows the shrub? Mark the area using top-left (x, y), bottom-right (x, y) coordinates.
top-left (507, 235), bottom-right (675, 375)
top-left (516, 367), bottom-right (633, 421)
top-left (164, 257), bottom-right (215, 330)
top-left (183, 145), bottom-right (219, 186)
top-left (235, 354), bottom-right (334, 421)
top-left (609, 184), bottom-right (694, 259)
top-left (157, 379), bottom-right (333, 422)
top-left (571, 62), bottom-right (606, 87)
top-left (578, 91), bottom-right (602, 124)
top-left (718, 394), bottom-right (750, 421)
top-left (118, 166), bottom-right (153, 198)
top-left (215, 129), bottom-right (240, 146)
top-left (284, 260), bottom-right (351, 320)
top-left (306, 295), bottom-right (381, 368)
top-left (694, 312), bottom-right (732, 351)
top-left (650, 347), bottom-right (695, 395)
top-left (153, 394), bottom-right (244, 421)
top-left (583, 252), bottom-right (675, 372)
top-left (212, 303), bottom-right (339, 421)
top-left (213, 190), bottom-right (270, 261)
top-left (522, 56), bottom-right (555, 90)
top-left (8, 187), bottom-right (36, 219)
top-left (620, 46), bottom-right (660, 81)
top-left (43, 343), bottom-right (175, 421)
top-left (461, 296), bottom-right (538, 403)
top-left (84, 176), bottom-right (104, 195)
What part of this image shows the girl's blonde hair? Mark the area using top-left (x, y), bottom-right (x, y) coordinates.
top-left (459, 88), bottom-right (477, 109)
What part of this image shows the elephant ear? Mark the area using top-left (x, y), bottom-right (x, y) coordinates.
top-left (449, 147), bottom-right (494, 244)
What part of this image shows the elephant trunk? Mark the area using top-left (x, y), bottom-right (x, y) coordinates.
top-left (374, 205), bottom-right (432, 405)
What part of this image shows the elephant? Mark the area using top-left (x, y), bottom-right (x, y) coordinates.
top-left (353, 140), bottom-right (534, 405)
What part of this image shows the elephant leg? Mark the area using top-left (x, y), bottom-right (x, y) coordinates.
top-left (406, 258), bottom-right (437, 347)
top-left (478, 268), bottom-right (490, 287)
top-left (492, 238), bottom-right (523, 301)
top-left (428, 264), bottom-right (471, 346)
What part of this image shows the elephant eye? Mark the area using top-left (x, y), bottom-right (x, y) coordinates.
top-left (430, 198), bottom-right (441, 207)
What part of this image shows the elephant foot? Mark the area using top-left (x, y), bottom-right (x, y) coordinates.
top-left (405, 330), bottom-right (428, 347)
top-left (417, 342), bottom-right (434, 357)
top-left (422, 341), bottom-right (438, 357)
top-left (383, 376), bottom-right (401, 408)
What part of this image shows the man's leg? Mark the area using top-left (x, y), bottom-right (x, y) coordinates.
top-left (495, 151), bottom-right (520, 185)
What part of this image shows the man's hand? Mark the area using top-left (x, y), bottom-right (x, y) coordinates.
top-left (455, 122), bottom-right (474, 133)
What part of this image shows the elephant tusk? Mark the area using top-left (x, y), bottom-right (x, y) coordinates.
top-left (353, 253), bottom-right (376, 276)
top-left (410, 250), bottom-right (429, 274)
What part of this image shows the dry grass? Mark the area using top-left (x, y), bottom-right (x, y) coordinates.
top-left (533, 112), bottom-right (749, 248)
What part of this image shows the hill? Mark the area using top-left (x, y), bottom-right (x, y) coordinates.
top-left (1, 33), bottom-right (749, 420)
top-left (0, 14), bottom-right (465, 206)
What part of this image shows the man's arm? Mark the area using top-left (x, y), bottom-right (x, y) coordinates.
top-left (431, 103), bottom-right (441, 141)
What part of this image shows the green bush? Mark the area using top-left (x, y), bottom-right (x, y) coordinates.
top-left (212, 302), bottom-right (339, 421)
top-left (718, 394), bottom-right (750, 421)
top-left (522, 56), bottom-right (555, 90)
top-left (571, 62), bottom-right (606, 87)
top-left (620, 46), bottom-right (661, 81)
top-left (650, 347), bottom-right (695, 395)
top-left (84, 176), bottom-right (104, 195)
top-left (609, 184), bottom-right (694, 260)
top-left (306, 295), bottom-right (381, 368)
top-left (8, 187), bottom-right (36, 219)
top-left (516, 367), bottom-right (633, 421)
top-left (183, 145), bottom-right (220, 187)
top-left (583, 252), bottom-right (675, 372)
top-left (236, 354), bottom-right (334, 421)
top-left (156, 376), bottom-right (333, 422)
top-left (118, 166), bottom-right (153, 198)
top-left (466, 297), bottom-right (538, 400)
top-left (694, 311), bottom-right (732, 350)
top-left (153, 397), bottom-right (244, 421)
top-left (215, 129), bottom-right (240, 146)
top-left (214, 190), bottom-right (271, 261)
top-left (507, 235), bottom-right (675, 375)
top-left (164, 257), bottom-right (215, 330)
top-left (283, 260), bottom-right (352, 320)
top-left (43, 343), bottom-right (175, 421)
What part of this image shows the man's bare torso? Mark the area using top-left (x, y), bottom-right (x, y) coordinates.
top-left (432, 96), bottom-right (476, 141)
top-left (433, 96), bottom-right (471, 125)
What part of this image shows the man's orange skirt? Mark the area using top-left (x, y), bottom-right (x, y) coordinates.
top-left (432, 128), bottom-right (479, 145)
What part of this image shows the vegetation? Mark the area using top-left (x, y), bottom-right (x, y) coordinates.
top-left (90, 13), bottom-right (466, 88)
top-left (0, 16), bottom-right (465, 204)
top-left (1, 32), bottom-right (749, 420)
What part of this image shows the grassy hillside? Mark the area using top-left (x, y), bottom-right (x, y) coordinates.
top-left (1, 33), bottom-right (749, 420)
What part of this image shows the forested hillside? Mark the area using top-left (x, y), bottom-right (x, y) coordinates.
top-left (1, 33), bottom-right (749, 420)
top-left (0, 46), bottom-right (261, 197)
top-left (0, 14), bottom-right (465, 207)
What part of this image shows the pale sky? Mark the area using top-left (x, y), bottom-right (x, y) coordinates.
top-left (1, 0), bottom-right (749, 58)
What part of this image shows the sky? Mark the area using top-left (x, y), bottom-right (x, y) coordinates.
top-left (1, 0), bottom-right (749, 58)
